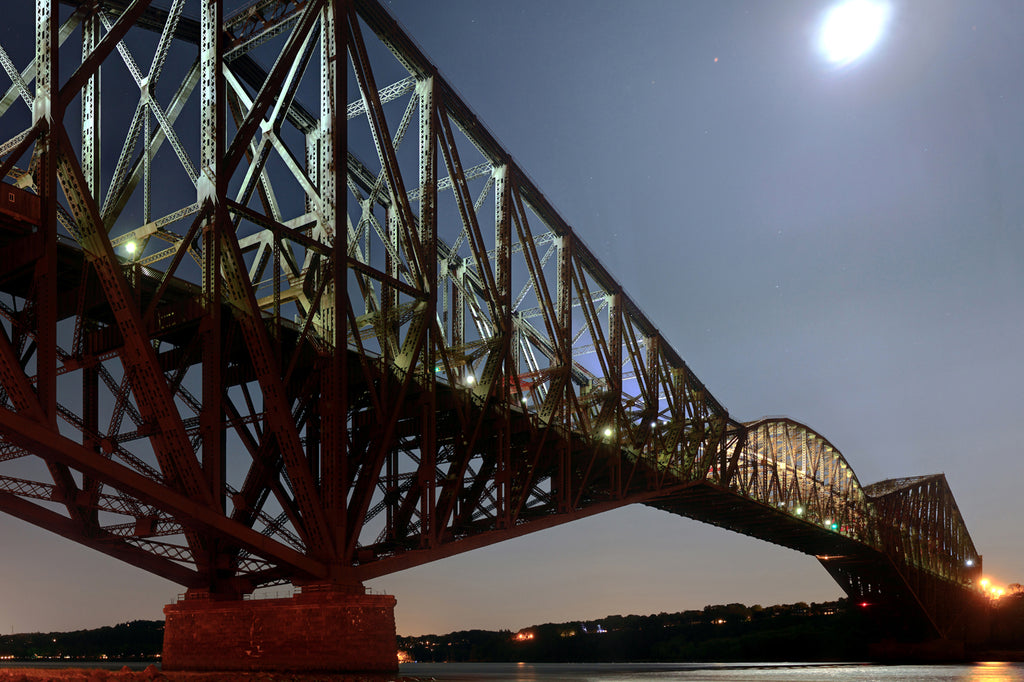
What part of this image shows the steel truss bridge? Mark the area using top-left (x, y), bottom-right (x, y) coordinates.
top-left (0, 0), bottom-right (983, 640)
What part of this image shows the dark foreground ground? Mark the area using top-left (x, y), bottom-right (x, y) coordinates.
top-left (0, 669), bottom-right (415, 682)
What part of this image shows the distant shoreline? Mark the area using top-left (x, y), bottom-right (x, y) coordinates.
top-left (4, 596), bottom-right (1024, 672)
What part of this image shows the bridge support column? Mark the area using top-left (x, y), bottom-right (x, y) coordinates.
top-left (162, 584), bottom-right (397, 674)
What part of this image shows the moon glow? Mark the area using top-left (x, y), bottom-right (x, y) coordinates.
top-left (818, 0), bottom-right (891, 67)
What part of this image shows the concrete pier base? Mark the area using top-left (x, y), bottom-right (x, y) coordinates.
top-left (162, 585), bottom-right (397, 673)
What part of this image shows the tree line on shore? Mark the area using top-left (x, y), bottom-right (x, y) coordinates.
top-left (399, 599), bottom-right (872, 663)
top-left (400, 594), bottom-right (1024, 663)
top-left (1, 593), bottom-right (1022, 663)
top-left (0, 621), bottom-right (162, 661)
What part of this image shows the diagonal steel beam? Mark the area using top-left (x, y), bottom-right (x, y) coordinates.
top-left (53, 125), bottom-right (211, 508)
top-left (58, 0), bottom-right (155, 111)
top-left (0, 488), bottom-right (201, 586)
top-left (0, 406), bottom-right (326, 579)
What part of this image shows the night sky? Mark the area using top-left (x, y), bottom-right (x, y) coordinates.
top-left (363, 0), bottom-right (1024, 636)
top-left (2, 0), bottom-right (1023, 638)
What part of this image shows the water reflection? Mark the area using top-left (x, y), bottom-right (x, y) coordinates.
top-left (969, 661), bottom-right (1022, 681)
top-left (399, 661), bottom-right (1024, 681)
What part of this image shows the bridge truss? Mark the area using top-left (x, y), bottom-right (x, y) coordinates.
top-left (0, 0), bottom-right (984, 639)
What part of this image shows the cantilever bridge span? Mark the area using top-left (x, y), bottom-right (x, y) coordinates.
top-left (0, 0), bottom-right (984, 670)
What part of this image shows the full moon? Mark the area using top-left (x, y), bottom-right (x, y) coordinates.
top-left (818, 0), bottom-right (891, 66)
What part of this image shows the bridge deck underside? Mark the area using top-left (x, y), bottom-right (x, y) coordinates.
top-left (646, 485), bottom-right (975, 639)
top-left (647, 484), bottom-right (868, 559)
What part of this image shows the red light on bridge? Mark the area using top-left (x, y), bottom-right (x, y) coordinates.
top-left (859, 602), bottom-right (870, 608)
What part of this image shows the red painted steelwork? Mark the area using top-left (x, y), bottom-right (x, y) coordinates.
top-left (0, 0), bottom-right (986, 652)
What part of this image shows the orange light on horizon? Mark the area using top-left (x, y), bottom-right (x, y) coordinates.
top-left (979, 577), bottom-right (1009, 599)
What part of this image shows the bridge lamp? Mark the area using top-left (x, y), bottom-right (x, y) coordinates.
top-left (465, 374), bottom-right (475, 385)
top-left (603, 426), bottom-right (613, 438)
top-left (125, 240), bottom-right (137, 256)
top-left (794, 506), bottom-right (804, 516)
top-left (965, 559), bottom-right (975, 567)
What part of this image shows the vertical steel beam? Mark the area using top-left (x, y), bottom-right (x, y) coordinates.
top-left (34, 0), bottom-right (58, 426)
top-left (200, 227), bottom-right (224, 510)
top-left (193, 0), bottom-right (226, 586)
top-left (451, 265), bottom-right (463, 351)
top-left (539, 232), bottom-right (572, 426)
top-left (29, 1), bottom-right (90, 531)
top-left (475, 162), bottom-right (510, 398)
top-left (384, 207), bottom-right (400, 358)
top-left (321, 0), bottom-right (348, 569)
top-left (81, 334), bottom-right (100, 527)
top-left (608, 291), bottom-right (622, 494)
top-left (552, 233), bottom-right (572, 511)
top-left (417, 75), bottom-right (438, 351)
top-left (493, 163), bottom-right (512, 527)
top-left (416, 73), bottom-right (437, 545)
top-left (199, 0), bottom-right (226, 528)
top-left (81, 0), bottom-right (100, 200)
top-left (199, 0), bottom-right (220, 204)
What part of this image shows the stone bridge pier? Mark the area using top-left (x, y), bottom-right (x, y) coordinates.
top-left (162, 584), bottom-right (397, 674)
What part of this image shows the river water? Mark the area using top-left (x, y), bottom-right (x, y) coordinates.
top-left (3, 661), bottom-right (1022, 680)
top-left (399, 661), bottom-right (1024, 681)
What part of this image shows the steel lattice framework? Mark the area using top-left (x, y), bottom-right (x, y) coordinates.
top-left (0, 0), bottom-right (984, 638)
